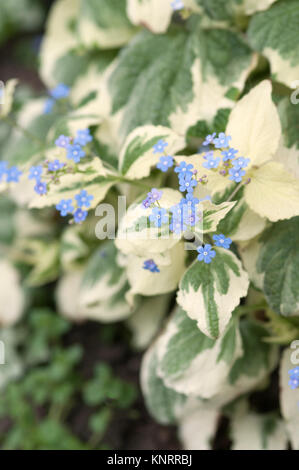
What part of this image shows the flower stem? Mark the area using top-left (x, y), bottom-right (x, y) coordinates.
top-left (227, 182), bottom-right (244, 202)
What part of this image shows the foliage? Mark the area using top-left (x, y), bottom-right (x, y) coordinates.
top-left (0, 0), bottom-right (299, 450)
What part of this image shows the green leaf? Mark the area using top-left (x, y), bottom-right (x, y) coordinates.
top-left (201, 199), bottom-right (237, 233)
top-left (78, 241), bottom-right (132, 322)
top-left (155, 307), bottom-right (242, 396)
top-left (3, 99), bottom-right (56, 165)
top-left (105, 24), bottom-right (253, 138)
top-left (119, 125), bottom-right (185, 178)
top-left (231, 411), bottom-right (288, 450)
top-left (214, 187), bottom-right (266, 242)
top-left (89, 409), bottom-right (112, 435)
top-left (177, 248), bottom-right (249, 338)
top-left (229, 319), bottom-right (277, 384)
top-left (141, 343), bottom-right (187, 425)
top-left (257, 216), bottom-right (299, 316)
top-left (248, 0), bottom-right (299, 87)
top-left (78, 0), bottom-right (136, 49)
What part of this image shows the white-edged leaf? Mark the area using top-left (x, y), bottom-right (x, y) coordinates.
top-left (226, 80), bottom-right (281, 167)
top-left (60, 225), bottom-right (89, 272)
top-left (103, 24), bottom-right (254, 139)
top-left (29, 160), bottom-right (113, 210)
top-left (39, 0), bottom-right (80, 87)
top-left (202, 199), bottom-right (236, 233)
top-left (78, 241), bottom-right (132, 322)
top-left (78, 0), bottom-right (136, 49)
top-left (127, 294), bottom-right (171, 350)
top-left (177, 248), bottom-right (249, 338)
top-left (119, 125), bottom-right (185, 179)
top-left (156, 307), bottom-right (243, 397)
top-left (244, 161), bottom-right (299, 222)
top-left (248, 0), bottom-right (299, 88)
top-left (141, 342), bottom-right (188, 425)
top-left (179, 406), bottom-right (219, 450)
top-left (231, 412), bottom-right (288, 450)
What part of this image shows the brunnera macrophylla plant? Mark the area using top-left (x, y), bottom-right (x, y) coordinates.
top-left (1, 0), bottom-right (299, 451)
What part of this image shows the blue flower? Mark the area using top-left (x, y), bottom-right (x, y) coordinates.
top-left (153, 139), bottom-right (168, 154)
top-left (229, 168), bottom-right (246, 183)
top-left (50, 83), bottom-right (70, 100)
top-left (171, 0), bottom-right (184, 10)
top-left (74, 208), bottom-right (88, 223)
top-left (180, 193), bottom-right (199, 208)
top-left (156, 155), bottom-right (173, 172)
top-left (170, 204), bottom-right (184, 217)
top-left (197, 244), bottom-right (216, 264)
top-left (75, 189), bottom-right (94, 208)
top-left (214, 133), bottom-right (231, 149)
top-left (55, 135), bottom-right (70, 148)
top-left (222, 148), bottom-right (238, 161)
top-left (184, 212), bottom-right (199, 226)
top-left (289, 376), bottom-right (299, 390)
top-left (74, 128), bottom-right (93, 146)
top-left (149, 207), bottom-right (168, 228)
top-left (141, 197), bottom-right (152, 209)
top-left (203, 154), bottom-right (220, 170)
top-left (44, 98), bottom-right (55, 114)
top-left (48, 160), bottom-right (65, 172)
top-left (56, 199), bottom-right (74, 217)
top-left (170, 217), bottom-right (186, 234)
top-left (66, 144), bottom-right (85, 163)
top-left (175, 161), bottom-right (194, 178)
top-left (143, 259), bottom-right (160, 273)
top-left (232, 157), bottom-right (250, 169)
top-left (203, 151), bottom-right (214, 160)
top-left (6, 166), bottom-right (22, 183)
top-left (179, 173), bottom-right (197, 193)
top-left (213, 234), bottom-right (232, 250)
top-left (148, 188), bottom-right (163, 203)
top-left (34, 180), bottom-right (47, 195)
top-left (288, 367), bottom-right (299, 379)
top-left (0, 161), bottom-right (8, 181)
top-left (203, 133), bottom-right (216, 146)
top-left (28, 165), bottom-right (43, 181)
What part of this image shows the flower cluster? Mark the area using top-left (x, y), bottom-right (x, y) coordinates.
top-left (0, 161), bottom-right (22, 183)
top-left (202, 132), bottom-right (251, 184)
top-left (197, 234), bottom-right (232, 264)
top-left (56, 189), bottom-right (94, 224)
top-left (44, 83), bottom-right (70, 114)
top-left (1, 127), bottom-right (95, 225)
top-left (56, 128), bottom-right (92, 164)
top-left (140, 138), bottom-right (234, 272)
top-left (288, 367), bottom-right (299, 390)
top-left (27, 128), bottom-right (93, 199)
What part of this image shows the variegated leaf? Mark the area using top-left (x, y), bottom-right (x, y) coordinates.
top-left (177, 249), bottom-right (249, 338)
